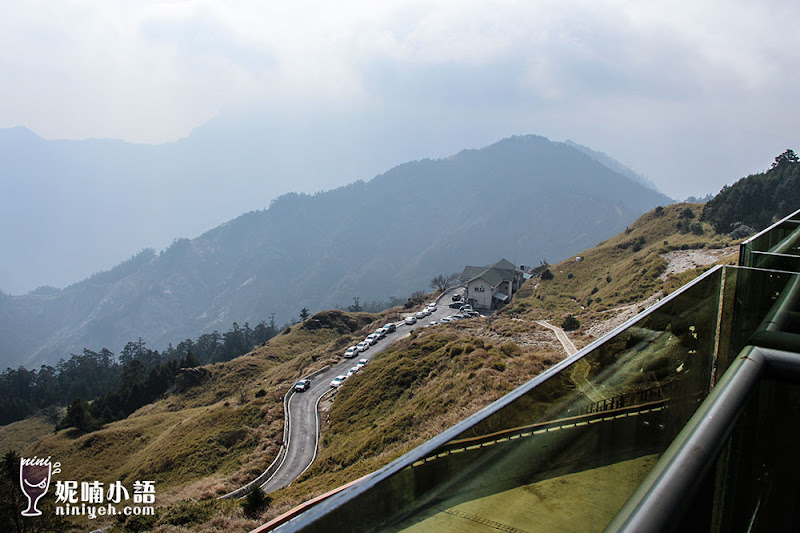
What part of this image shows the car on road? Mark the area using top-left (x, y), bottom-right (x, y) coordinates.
top-left (439, 316), bottom-right (454, 323)
top-left (452, 293), bottom-right (462, 301)
top-left (365, 334), bottom-right (379, 345)
top-left (294, 378), bottom-right (312, 392)
top-left (383, 323), bottom-right (397, 333)
top-left (357, 341), bottom-right (370, 352)
top-left (374, 328), bottom-right (387, 338)
top-left (344, 346), bottom-right (358, 358)
top-left (357, 358), bottom-right (369, 368)
top-left (404, 316), bottom-right (417, 325)
top-left (466, 310), bottom-right (480, 317)
top-left (415, 311), bottom-right (427, 319)
top-left (330, 375), bottom-right (346, 388)
top-left (449, 301), bottom-right (463, 309)
top-left (347, 366), bottom-right (359, 378)
top-left (427, 303), bottom-right (437, 311)
top-left (460, 304), bottom-right (473, 312)
top-left (428, 321), bottom-right (438, 327)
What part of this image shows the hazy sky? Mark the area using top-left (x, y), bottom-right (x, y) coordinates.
top-left (2, 1), bottom-right (799, 201)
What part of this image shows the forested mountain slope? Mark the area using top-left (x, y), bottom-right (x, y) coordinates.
top-left (702, 149), bottom-right (800, 234)
top-left (0, 135), bottom-right (669, 367)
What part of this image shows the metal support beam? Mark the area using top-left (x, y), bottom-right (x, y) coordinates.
top-left (604, 346), bottom-right (800, 533)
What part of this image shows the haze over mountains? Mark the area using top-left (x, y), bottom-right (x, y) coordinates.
top-left (0, 114), bottom-right (511, 295)
top-left (0, 135), bottom-right (669, 368)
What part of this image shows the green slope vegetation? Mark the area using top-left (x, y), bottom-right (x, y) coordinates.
top-left (285, 327), bottom-right (562, 499)
top-left (0, 309), bottom-right (388, 531)
top-left (702, 149), bottom-right (800, 234)
top-left (502, 203), bottom-right (738, 329)
top-left (0, 204), bottom-right (749, 532)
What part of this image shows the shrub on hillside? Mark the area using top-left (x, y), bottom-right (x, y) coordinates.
top-left (561, 315), bottom-right (580, 331)
top-left (242, 488), bottom-right (272, 518)
top-left (729, 222), bottom-right (756, 239)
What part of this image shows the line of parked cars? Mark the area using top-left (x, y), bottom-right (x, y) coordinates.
top-left (344, 322), bottom-right (397, 358)
top-left (438, 303), bottom-right (479, 323)
top-left (406, 302), bottom-right (438, 324)
top-left (330, 358), bottom-right (369, 387)
top-left (328, 294), bottom-right (468, 389)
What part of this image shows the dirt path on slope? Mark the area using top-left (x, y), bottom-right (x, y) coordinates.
top-left (658, 245), bottom-right (738, 280)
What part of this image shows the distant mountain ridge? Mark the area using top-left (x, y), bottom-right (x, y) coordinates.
top-left (0, 135), bottom-right (670, 367)
top-left (564, 139), bottom-right (662, 193)
top-left (1, 112), bottom-right (523, 294)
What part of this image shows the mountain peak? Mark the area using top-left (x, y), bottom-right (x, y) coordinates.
top-left (0, 137), bottom-right (670, 367)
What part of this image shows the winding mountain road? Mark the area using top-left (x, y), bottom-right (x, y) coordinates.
top-left (259, 289), bottom-right (465, 494)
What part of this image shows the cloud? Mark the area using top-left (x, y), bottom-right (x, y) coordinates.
top-left (0, 0), bottom-right (798, 197)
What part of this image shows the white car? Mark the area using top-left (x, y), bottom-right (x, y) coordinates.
top-left (427, 303), bottom-right (437, 311)
top-left (347, 366), bottom-right (359, 377)
top-left (415, 311), bottom-right (426, 319)
top-left (440, 317), bottom-right (454, 323)
top-left (374, 328), bottom-right (387, 338)
top-left (357, 358), bottom-right (369, 368)
top-left (365, 334), bottom-right (380, 345)
top-left (344, 346), bottom-right (358, 358)
top-left (404, 316), bottom-right (417, 325)
top-left (330, 375), bottom-right (346, 388)
top-left (357, 341), bottom-right (370, 352)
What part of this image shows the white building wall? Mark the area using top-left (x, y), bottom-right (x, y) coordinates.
top-left (468, 278), bottom-right (494, 309)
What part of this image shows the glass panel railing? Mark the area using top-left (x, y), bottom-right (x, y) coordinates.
top-left (281, 267), bottom-right (726, 533)
top-left (744, 251), bottom-right (800, 272)
top-left (384, 268), bottom-right (723, 533)
top-left (740, 208), bottom-right (800, 269)
top-left (718, 268), bottom-right (800, 375)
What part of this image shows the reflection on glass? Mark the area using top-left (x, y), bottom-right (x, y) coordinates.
top-left (368, 269), bottom-right (724, 533)
top-left (286, 265), bottom-right (800, 533)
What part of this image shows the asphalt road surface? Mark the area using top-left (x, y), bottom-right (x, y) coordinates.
top-left (259, 287), bottom-right (467, 493)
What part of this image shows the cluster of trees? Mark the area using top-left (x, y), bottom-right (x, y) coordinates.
top-left (0, 319), bottom-right (281, 428)
top-left (55, 348), bottom-right (200, 432)
top-left (703, 149), bottom-right (800, 234)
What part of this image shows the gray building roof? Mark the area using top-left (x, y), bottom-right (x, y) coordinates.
top-left (461, 258), bottom-right (518, 287)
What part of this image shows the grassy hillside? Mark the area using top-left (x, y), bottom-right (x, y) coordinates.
top-left (0, 309), bottom-right (386, 531)
top-left (248, 203), bottom-right (744, 523)
top-left (284, 326), bottom-right (562, 497)
top-left (1, 204), bottom-right (745, 532)
top-left (502, 203), bottom-right (738, 332)
top-left (0, 415), bottom-right (55, 453)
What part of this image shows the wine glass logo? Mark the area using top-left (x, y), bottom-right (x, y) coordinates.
top-left (19, 458), bottom-right (52, 517)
